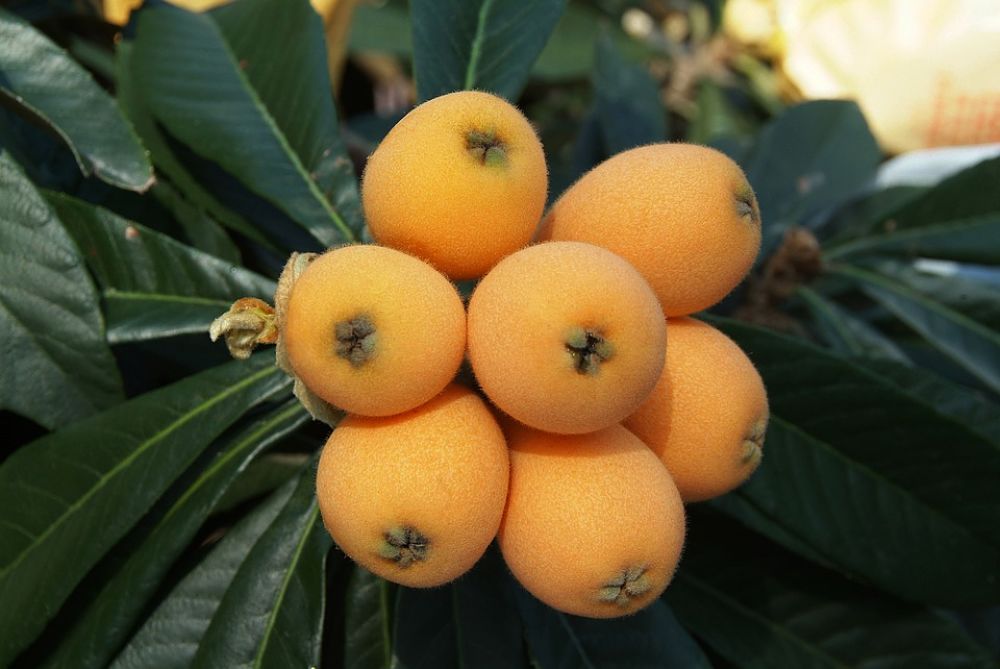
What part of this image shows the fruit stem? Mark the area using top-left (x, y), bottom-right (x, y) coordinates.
top-left (209, 297), bottom-right (278, 360)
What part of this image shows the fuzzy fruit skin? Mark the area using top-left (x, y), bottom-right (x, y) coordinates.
top-left (539, 143), bottom-right (761, 317)
top-left (498, 423), bottom-right (685, 618)
top-left (316, 384), bottom-right (509, 587)
top-left (282, 245), bottom-right (465, 417)
top-left (624, 317), bottom-right (768, 502)
top-left (361, 90), bottom-right (548, 280)
top-left (467, 241), bottom-right (666, 434)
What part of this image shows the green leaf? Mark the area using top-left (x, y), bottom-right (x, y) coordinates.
top-left (451, 546), bottom-right (527, 668)
top-left (514, 586), bottom-right (711, 669)
top-left (820, 185), bottom-right (926, 244)
top-left (796, 285), bottom-right (911, 363)
top-left (345, 569), bottom-right (393, 669)
top-left (148, 178), bottom-right (242, 264)
top-left (116, 40), bottom-right (269, 251)
top-left (711, 319), bottom-right (1000, 605)
top-left (214, 452), bottom-right (311, 514)
top-left (668, 510), bottom-right (997, 669)
top-left (830, 263), bottom-right (1000, 393)
top-left (0, 8), bottom-right (153, 191)
top-left (863, 359), bottom-right (1000, 447)
top-left (131, 0), bottom-right (355, 247)
top-left (46, 192), bottom-right (275, 343)
top-left (534, 5), bottom-right (649, 81)
top-left (862, 259), bottom-right (1000, 331)
top-left (391, 587), bottom-right (458, 669)
top-left (110, 475), bottom-right (299, 669)
top-left (592, 30), bottom-right (666, 156)
top-left (0, 152), bottom-right (122, 429)
top-left (40, 401), bottom-right (308, 669)
top-left (825, 214), bottom-right (1000, 264)
top-left (742, 101), bottom-right (881, 255)
top-left (411, 0), bottom-right (567, 101)
top-left (191, 460), bottom-right (331, 669)
top-left (688, 80), bottom-right (753, 145)
top-left (0, 355), bottom-right (288, 666)
top-left (212, 0), bottom-right (363, 236)
top-left (888, 156), bottom-right (1000, 230)
top-left (391, 547), bottom-right (528, 669)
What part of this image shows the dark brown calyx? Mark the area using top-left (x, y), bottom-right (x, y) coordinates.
top-left (565, 327), bottom-right (615, 375)
top-left (597, 566), bottom-right (652, 607)
top-left (378, 526), bottom-right (429, 568)
top-left (335, 314), bottom-right (377, 367)
top-left (466, 130), bottom-right (508, 168)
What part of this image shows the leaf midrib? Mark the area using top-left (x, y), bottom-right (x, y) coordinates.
top-left (463, 0), bottom-right (498, 90)
top-left (0, 365), bottom-right (279, 579)
top-left (251, 503), bottom-right (321, 669)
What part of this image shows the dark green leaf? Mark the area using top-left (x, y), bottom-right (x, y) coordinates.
top-left (345, 569), bottom-right (393, 669)
top-left (192, 460), bottom-right (331, 669)
top-left (825, 214), bottom-right (1000, 264)
top-left (390, 587), bottom-right (458, 669)
top-left (349, 2), bottom-right (412, 56)
top-left (0, 8), bottom-right (153, 191)
top-left (47, 192), bottom-right (275, 343)
top-left (451, 546), bottom-right (528, 668)
top-left (863, 358), bottom-right (1000, 447)
top-left (211, 0), bottom-right (363, 236)
top-left (669, 509), bottom-right (996, 669)
top-left (411, 0), bottom-right (566, 101)
top-left (131, 1), bottom-right (355, 247)
top-left (688, 80), bottom-right (752, 145)
top-left (592, 30), bottom-right (666, 155)
top-left (148, 179), bottom-right (241, 264)
top-left (110, 475), bottom-right (299, 669)
top-left (534, 5), bottom-right (648, 81)
top-left (214, 452), bottom-right (311, 514)
top-left (41, 401), bottom-right (308, 669)
top-left (0, 355), bottom-right (288, 666)
top-left (796, 285), bottom-right (911, 363)
top-left (819, 185), bottom-right (926, 243)
top-left (515, 585), bottom-right (710, 669)
top-left (888, 156), bottom-right (1000, 229)
top-left (116, 40), bottom-right (269, 251)
top-left (863, 259), bottom-right (1000, 331)
top-left (0, 152), bottom-right (122, 428)
top-left (830, 264), bottom-right (1000, 393)
top-left (712, 319), bottom-right (1000, 605)
top-left (742, 101), bottom-right (881, 255)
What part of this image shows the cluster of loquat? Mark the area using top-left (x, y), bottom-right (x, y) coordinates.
top-left (213, 90), bottom-right (768, 619)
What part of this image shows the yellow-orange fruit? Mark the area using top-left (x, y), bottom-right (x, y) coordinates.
top-left (498, 423), bottom-right (685, 618)
top-left (624, 317), bottom-right (768, 502)
top-left (282, 244), bottom-right (465, 417)
top-left (316, 384), bottom-right (509, 587)
top-left (467, 241), bottom-right (666, 434)
top-left (539, 143), bottom-right (761, 316)
top-left (361, 90), bottom-right (548, 280)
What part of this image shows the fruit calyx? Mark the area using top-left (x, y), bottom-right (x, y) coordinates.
top-left (465, 130), bottom-right (508, 168)
top-left (735, 189), bottom-right (759, 225)
top-left (335, 314), bottom-right (377, 367)
top-left (597, 565), bottom-right (652, 607)
top-left (378, 525), bottom-right (430, 568)
top-left (741, 417), bottom-right (767, 467)
top-left (565, 327), bottom-right (615, 375)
